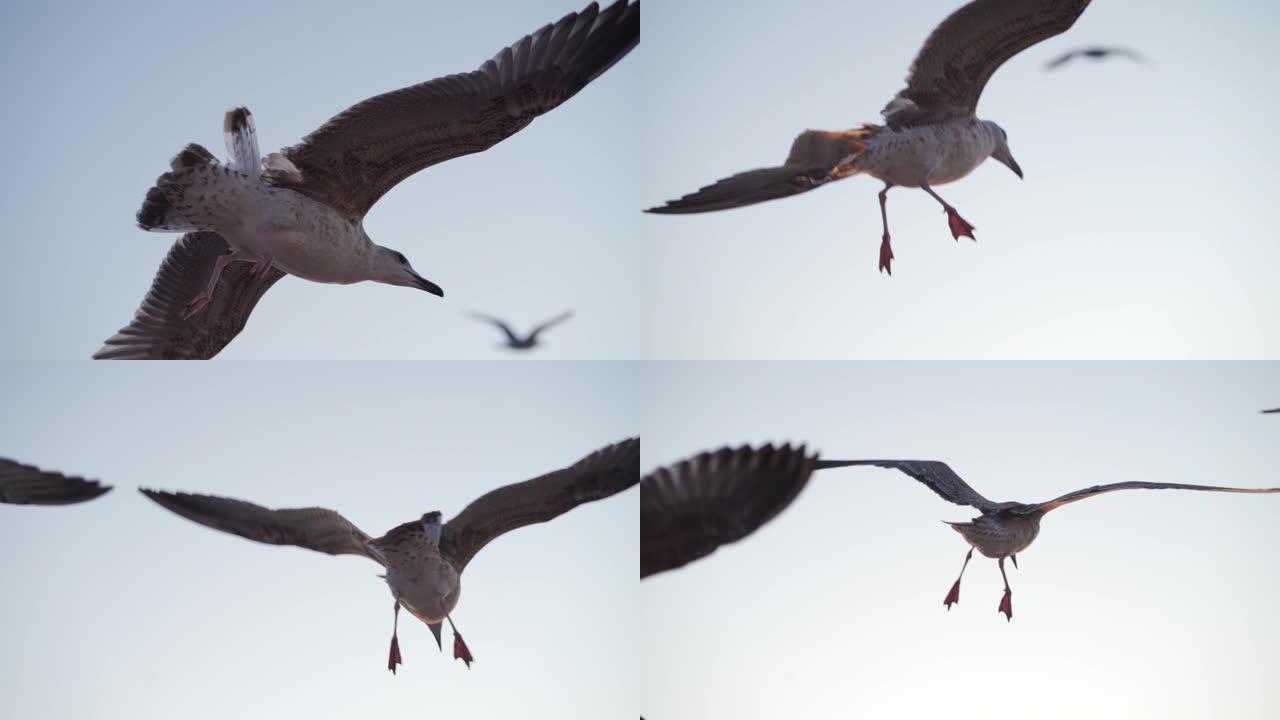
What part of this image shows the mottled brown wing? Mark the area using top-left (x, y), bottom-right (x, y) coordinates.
top-left (882, 0), bottom-right (1093, 128)
top-left (641, 444), bottom-right (817, 578)
top-left (272, 1), bottom-right (639, 218)
top-left (94, 233), bottom-right (284, 360)
top-left (646, 128), bottom-right (877, 214)
top-left (818, 459), bottom-right (1000, 511)
top-left (1022, 481), bottom-right (1280, 514)
top-left (0, 459), bottom-right (112, 506)
top-left (139, 489), bottom-right (381, 564)
top-left (440, 437), bottom-right (639, 572)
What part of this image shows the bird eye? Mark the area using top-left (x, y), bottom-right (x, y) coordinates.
top-left (393, 252), bottom-right (407, 265)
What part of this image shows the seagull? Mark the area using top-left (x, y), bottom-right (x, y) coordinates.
top-left (0, 458), bottom-right (112, 506)
top-left (817, 459), bottom-right (1280, 620)
top-left (1045, 46), bottom-right (1148, 70)
top-left (646, 0), bottom-right (1092, 274)
top-left (95, 1), bottom-right (639, 360)
top-left (467, 310), bottom-right (573, 350)
top-left (139, 437), bottom-right (637, 673)
top-left (1261, 408), bottom-right (1279, 414)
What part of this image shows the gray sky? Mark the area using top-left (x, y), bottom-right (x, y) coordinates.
top-left (641, 362), bottom-right (1280, 719)
top-left (0, 0), bottom-right (639, 359)
top-left (0, 362), bottom-right (638, 719)
top-left (640, 0), bottom-right (1280, 358)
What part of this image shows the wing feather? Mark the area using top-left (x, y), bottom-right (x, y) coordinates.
top-left (0, 459), bottom-right (112, 506)
top-left (817, 459), bottom-right (1000, 511)
top-left (1025, 481), bottom-right (1280, 514)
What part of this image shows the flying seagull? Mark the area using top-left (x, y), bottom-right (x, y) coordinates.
top-left (817, 459), bottom-right (1280, 620)
top-left (95, 1), bottom-right (639, 360)
top-left (1045, 46), bottom-right (1148, 70)
top-left (467, 310), bottom-right (573, 350)
top-left (139, 437), bottom-right (638, 673)
top-left (0, 458), bottom-right (112, 506)
top-left (646, 0), bottom-right (1092, 274)
top-left (1261, 408), bottom-right (1279, 414)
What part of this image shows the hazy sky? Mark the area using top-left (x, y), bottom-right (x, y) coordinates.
top-left (0, 0), bottom-right (640, 360)
top-left (640, 0), bottom-right (1280, 359)
top-left (641, 362), bottom-right (1280, 719)
top-left (0, 362), bottom-right (638, 719)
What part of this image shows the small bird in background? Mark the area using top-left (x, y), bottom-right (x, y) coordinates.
top-left (468, 310), bottom-right (573, 351)
top-left (1, 458), bottom-right (112, 506)
top-left (1261, 408), bottom-right (1279, 414)
top-left (1045, 46), bottom-right (1149, 70)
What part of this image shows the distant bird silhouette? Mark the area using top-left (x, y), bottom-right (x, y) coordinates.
top-left (1045, 46), bottom-right (1147, 70)
top-left (818, 459), bottom-right (1280, 620)
top-left (1, 458), bottom-right (112, 506)
top-left (468, 311), bottom-right (572, 350)
top-left (1261, 408), bottom-right (1279, 414)
top-left (647, 0), bottom-right (1093, 274)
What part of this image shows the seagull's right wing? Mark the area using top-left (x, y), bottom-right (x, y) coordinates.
top-left (94, 233), bottom-right (283, 360)
top-left (0, 459), bottom-right (112, 506)
top-left (816, 459), bottom-right (1000, 511)
top-left (139, 489), bottom-right (382, 564)
top-left (641, 445), bottom-right (816, 578)
top-left (466, 312), bottom-right (522, 345)
top-left (527, 311), bottom-right (573, 342)
top-left (1025, 481), bottom-right (1280, 514)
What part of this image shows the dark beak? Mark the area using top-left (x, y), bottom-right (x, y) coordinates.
top-left (993, 148), bottom-right (1023, 180)
top-left (407, 270), bottom-right (444, 297)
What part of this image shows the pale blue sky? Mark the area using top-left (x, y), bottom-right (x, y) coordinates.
top-left (0, 362), bottom-right (638, 719)
top-left (641, 362), bottom-right (1280, 719)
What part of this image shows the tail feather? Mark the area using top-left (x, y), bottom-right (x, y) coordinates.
top-left (138, 143), bottom-right (219, 231)
top-left (223, 107), bottom-right (260, 173)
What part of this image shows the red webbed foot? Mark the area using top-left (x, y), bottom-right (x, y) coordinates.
top-left (945, 208), bottom-right (976, 241)
top-left (998, 590), bottom-right (1013, 622)
top-left (453, 630), bottom-right (474, 669)
top-left (878, 236), bottom-right (895, 275)
top-left (943, 579), bottom-right (961, 610)
top-left (388, 634), bottom-right (403, 674)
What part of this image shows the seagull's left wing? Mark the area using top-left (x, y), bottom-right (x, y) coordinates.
top-left (439, 437), bottom-right (639, 572)
top-left (271, 1), bottom-right (639, 218)
top-left (527, 311), bottom-right (573, 343)
top-left (0, 459), bottom-right (112, 506)
top-left (1022, 481), bottom-right (1280, 514)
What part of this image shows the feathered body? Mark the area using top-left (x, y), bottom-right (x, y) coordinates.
top-left (373, 514), bottom-right (462, 624)
top-left (948, 509), bottom-right (1042, 558)
top-left (855, 119), bottom-right (1003, 187)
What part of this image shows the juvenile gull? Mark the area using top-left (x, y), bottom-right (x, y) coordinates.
top-left (96, 0), bottom-right (639, 359)
top-left (818, 459), bottom-right (1280, 620)
top-left (0, 458), bottom-right (112, 506)
top-left (647, 0), bottom-right (1092, 274)
top-left (1045, 46), bottom-right (1148, 70)
top-left (467, 310), bottom-right (573, 351)
top-left (139, 437), bottom-right (638, 673)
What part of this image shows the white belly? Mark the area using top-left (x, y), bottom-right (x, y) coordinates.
top-left (859, 123), bottom-right (994, 188)
top-left (222, 188), bottom-right (369, 285)
top-left (385, 554), bottom-right (461, 624)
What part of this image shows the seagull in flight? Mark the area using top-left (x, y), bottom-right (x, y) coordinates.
top-left (467, 310), bottom-right (573, 351)
top-left (1045, 46), bottom-right (1148, 70)
top-left (817, 459), bottom-right (1280, 620)
top-left (1261, 408), bottom-right (1279, 414)
top-left (140, 437), bottom-right (638, 673)
top-left (96, 1), bottom-right (639, 359)
top-left (647, 0), bottom-right (1092, 274)
top-left (1, 458), bottom-right (112, 506)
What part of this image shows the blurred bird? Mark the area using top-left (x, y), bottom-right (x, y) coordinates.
top-left (1045, 46), bottom-right (1148, 70)
top-left (0, 458), bottom-right (112, 506)
top-left (468, 310), bottom-right (573, 351)
top-left (1261, 408), bottom-right (1279, 414)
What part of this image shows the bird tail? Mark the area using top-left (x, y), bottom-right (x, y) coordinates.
top-left (136, 143), bottom-right (219, 232)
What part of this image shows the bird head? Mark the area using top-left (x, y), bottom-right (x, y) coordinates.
top-left (369, 243), bottom-right (444, 297)
top-left (984, 121), bottom-right (1023, 180)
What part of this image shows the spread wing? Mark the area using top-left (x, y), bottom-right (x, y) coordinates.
top-left (1044, 46), bottom-right (1147, 70)
top-left (270, 0), bottom-right (639, 218)
top-left (646, 127), bottom-right (877, 214)
top-left (439, 437), bottom-right (639, 572)
top-left (817, 459), bottom-right (1000, 511)
top-left (882, 0), bottom-right (1093, 128)
top-left (94, 233), bottom-right (283, 360)
top-left (1260, 408), bottom-right (1279, 414)
top-left (1020, 481), bottom-right (1280, 514)
top-left (0, 459), bottom-right (112, 506)
top-left (641, 444), bottom-right (816, 578)
top-left (527, 311), bottom-right (573, 342)
top-left (139, 489), bottom-right (382, 564)
top-left (466, 311), bottom-right (523, 345)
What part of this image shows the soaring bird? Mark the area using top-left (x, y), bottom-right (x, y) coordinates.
top-left (1261, 408), bottom-right (1279, 414)
top-left (1045, 46), bottom-right (1148, 70)
top-left (0, 458), bottom-right (112, 506)
top-left (95, 1), bottom-right (639, 360)
top-left (139, 437), bottom-right (638, 673)
top-left (817, 459), bottom-right (1280, 620)
top-left (647, 0), bottom-right (1092, 274)
top-left (467, 310), bottom-right (573, 351)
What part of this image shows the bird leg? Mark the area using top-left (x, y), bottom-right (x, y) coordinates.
top-left (447, 615), bottom-right (474, 669)
top-left (877, 183), bottom-right (895, 274)
top-left (998, 557), bottom-right (1013, 621)
top-left (248, 253), bottom-right (275, 277)
top-left (920, 179), bottom-right (976, 241)
top-left (387, 601), bottom-right (404, 674)
top-left (181, 251), bottom-right (238, 319)
top-left (944, 547), bottom-right (973, 610)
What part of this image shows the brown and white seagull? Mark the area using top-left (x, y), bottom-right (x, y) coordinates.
top-left (467, 310), bottom-right (573, 351)
top-left (0, 458), bottom-right (112, 506)
top-left (95, 1), bottom-right (639, 360)
top-left (818, 459), bottom-right (1280, 620)
top-left (139, 437), bottom-right (638, 673)
top-left (647, 0), bottom-right (1092, 274)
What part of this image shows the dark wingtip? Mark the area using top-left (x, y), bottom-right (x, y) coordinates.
top-left (224, 107), bottom-right (252, 134)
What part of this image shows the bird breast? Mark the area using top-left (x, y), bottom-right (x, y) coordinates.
top-left (383, 550), bottom-right (462, 624)
top-left (953, 513), bottom-right (1041, 559)
top-left (859, 121), bottom-right (996, 187)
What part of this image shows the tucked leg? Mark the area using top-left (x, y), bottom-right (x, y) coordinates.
top-left (998, 557), bottom-right (1013, 621)
top-left (944, 547), bottom-right (973, 610)
top-left (447, 615), bottom-right (474, 669)
top-left (387, 601), bottom-right (403, 674)
top-left (182, 251), bottom-right (238, 319)
top-left (920, 180), bottom-right (976, 241)
top-left (877, 183), bottom-right (895, 274)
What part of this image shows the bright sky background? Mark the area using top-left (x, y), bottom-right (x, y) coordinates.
top-left (0, 0), bottom-right (640, 360)
top-left (640, 0), bottom-right (1280, 359)
top-left (642, 362), bottom-right (1280, 719)
top-left (0, 362), bottom-right (638, 719)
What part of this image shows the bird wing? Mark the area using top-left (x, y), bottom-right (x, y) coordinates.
top-left (94, 233), bottom-right (283, 360)
top-left (881, 0), bottom-right (1093, 128)
top-left (1260, 408), bottom-right (1279, 414)
top-left (646, 127), bottom-right (878, 214)
top-left (817, 459), bottom-right (1001, 511)
top-left (439, 437), bottom-right (639, 572)
top-left (640, 444), bottom-right (817, 578)
top-left (1019, 481), bottom-right (1280, 514)
top-left (268, 1), bottom-right (639, 218)
top-left (467, 311), bottom-right (523, 345)
top-left (139, 489), bottom-right (382, 564)
top-left (1043, 49), bottom-right (1082, 69)
top-left (526, 310), bottom-right (573, 342)
top-left (0, 459), bottom-right (112, 506)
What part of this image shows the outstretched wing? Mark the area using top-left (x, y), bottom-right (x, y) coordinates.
top-left (271, 1), bottom-right (639, 218)
top-left (439, 437), bottom-right (639, 572)
top-left (466, 311), bottom-right (523, 345)
top-left (817, 459), bottom-right (1001, 511)
top-left (0, 459), bottom-right (112, 506)
top-left (882, 0), bottom-right (1093, 128)
top-left (139, 489), bottom-right (381, 564)
top-left (641, 444), bottom-right (817, 578)
top-left (94, 233), bottom-right (283, 360)
top-left (1021, 481), bottom-right (1280, 514)
top-left (645, 128), bottom-right (877, 214)
top-left (1260, 408), bottom-right (1279, 414)
top-left (527, 310), bottom-right (573, 343)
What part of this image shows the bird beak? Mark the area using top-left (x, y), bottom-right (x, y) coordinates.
top-left (992, 147), bottom-right (1023, 180)
top-left (406, 269), bottom-right (444, 297)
